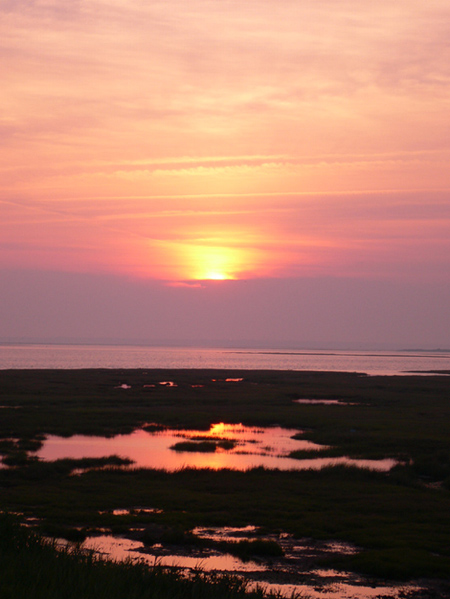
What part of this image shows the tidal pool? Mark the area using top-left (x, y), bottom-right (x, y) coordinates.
top-left (34, 423), bottom-right (396, 472)
top-left (294, 399), bottom-right (358, 405)
top-left (249, 580), bottom-right (415, 599)
top-left (80, 534), bottom-right (266, 573)
top-left (63, 529), bottom-right (419, 599)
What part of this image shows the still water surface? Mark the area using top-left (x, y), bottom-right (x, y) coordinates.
top-left (1, 344), bottom-right (449, 374)
top-left (66, 529), bottom-right (417, 599)
top-left (35, 423), bottom-right (396, 472)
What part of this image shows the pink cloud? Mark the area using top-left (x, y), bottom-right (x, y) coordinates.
top-left (1, 0), bottom-right (449, 287)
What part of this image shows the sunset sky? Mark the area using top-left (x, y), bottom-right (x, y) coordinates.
top-left (1, 0), bottom-right (449, 348)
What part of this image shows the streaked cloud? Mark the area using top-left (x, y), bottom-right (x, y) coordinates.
top-left (1, 0), bottom-right (449, 285)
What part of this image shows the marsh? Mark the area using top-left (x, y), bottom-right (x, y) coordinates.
top-left (0, 369), bottom-right (449, 598)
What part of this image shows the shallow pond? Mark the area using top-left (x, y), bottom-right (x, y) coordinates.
top-left (80, 533), bottom-right (266, 573)
top-left (64, 528), bottom-right (419, 599)
top-left (294, 399), bottom-right (358, 405)
top-left (34, 423), bottom-right (396, 472)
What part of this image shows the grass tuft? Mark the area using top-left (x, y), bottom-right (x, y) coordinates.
top-left (0, 515), bottom-right (277, 599)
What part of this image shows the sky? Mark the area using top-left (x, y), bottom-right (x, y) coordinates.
top-left (1, 0), bottom-right (449, 349)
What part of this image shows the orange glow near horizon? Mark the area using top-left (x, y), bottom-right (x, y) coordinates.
top-left (1, 1), bottom-right (449, 286)
top-left (174, 243), bottom-right (249, 281)
top-left (204, 272), bottom-right (230, 281)
top-left (191, 248), bottom-right (238, 281)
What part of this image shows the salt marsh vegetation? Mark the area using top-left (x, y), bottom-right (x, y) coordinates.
top-left (0, 369), bottom-right (449, 597)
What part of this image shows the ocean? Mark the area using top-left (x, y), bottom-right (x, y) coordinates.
top-left (0, 344), bottom-right (449, 375)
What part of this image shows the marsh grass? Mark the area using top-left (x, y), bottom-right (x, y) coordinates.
top-left (3, 462), bottom-right (449, 579)
top-left (0, 515), bottom-right (278, 599)
top-left (171, 441), bottom-right (219, 453)
top-left (139, 526), bottom-right (284, 561)
top-left (219, 539), bottom-right (284, 561)
top-left (0, 369), bottom-right (450, 584)
top-left (328, 546), bottom-right (450, 581)
top-left (171, 440), bottom-right (237, 452)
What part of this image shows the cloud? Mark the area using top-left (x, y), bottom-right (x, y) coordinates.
top-left (1, 188), bottom-right (449, 283)
top-left (1, 0), bottom-right (449, 288)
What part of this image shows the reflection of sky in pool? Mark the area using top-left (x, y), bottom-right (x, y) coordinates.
top-left (78, 534), bottom-right (265, 573)
top-left (294, 399), bottom-right (358, 405)
top-left (34, 423), bottom-right (396, 472)
top-left (60, 531), bottom-right (416, 599)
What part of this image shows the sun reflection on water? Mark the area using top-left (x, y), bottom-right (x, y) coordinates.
top-left (34, 423), bottom-right (397, 473)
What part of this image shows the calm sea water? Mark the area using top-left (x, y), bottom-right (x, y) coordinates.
top-left (0, 344), bottom-right (449, 375)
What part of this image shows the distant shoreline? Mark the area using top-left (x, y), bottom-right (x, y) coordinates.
top-left (0, 341), bottom-right (449, 353)
top-left (1, 345), bottom-right (449, 375)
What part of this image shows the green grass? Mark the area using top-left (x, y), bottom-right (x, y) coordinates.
top-left (0, 369), bottom-right (450, 586)
top-left (2, 461), bottom-right (450, 579)
top-left (171, 440), bottom-right (237, 452)
top-left (171, 441), bottom-right (219, 452)
top-left (0, 515), bottom-right (274, 599)
top-left (220, 539), bottom-right (284, 561)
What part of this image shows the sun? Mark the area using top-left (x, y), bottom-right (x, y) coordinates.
top-left (182, 245), bottom-right (242, 281)
top-left (204, 271), bottom-right (231, 281)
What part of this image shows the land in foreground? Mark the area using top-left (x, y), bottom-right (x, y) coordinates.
top-left (0, 369), bottom-right (449, 597)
